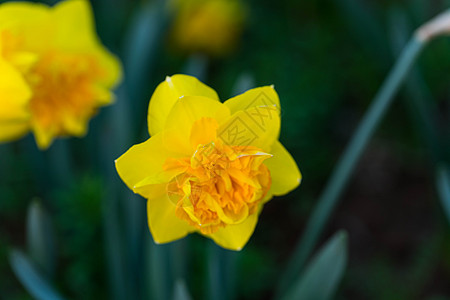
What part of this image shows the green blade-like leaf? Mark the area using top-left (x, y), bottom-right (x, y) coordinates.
top-left (26, 199), bottom-right (56, 277)
top-left (232, 72), bottom-right (255, 96)
top-left (172, 280), bottom-right (192, 300)
top-left (122, 0), bottom-right (169, 121)
top-left (9, 249), bottom-right (65, 300)
top-left (146, 238), bottom-right (172, 300)
top-left (281, 231), bottom-right (348, 300)
top-left (207, 242), bottom-right (237, 300)
top-left (437, 166), bottom-right (450, 224)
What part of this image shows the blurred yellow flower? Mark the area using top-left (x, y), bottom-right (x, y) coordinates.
top-left (170, 0), bottom-right (246, 56)
top-left (0, 0), bottom-right (121, 149)
top-left (116, 75), bottom-right (301, 250)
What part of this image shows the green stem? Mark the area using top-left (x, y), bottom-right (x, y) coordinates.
top-left (389, 7), bottom-right (443, 164)
top-left (277, 36), bottom-right (426, 295)
top-left (437, 166), bottom-right (450, 224)
top-left (207, 243), bottom-right (237, 300)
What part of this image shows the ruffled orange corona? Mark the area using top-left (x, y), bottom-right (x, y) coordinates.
top-left (0, 0), bottom-right (121, 149)
top-left (116, 75), bottom-right (301, 250)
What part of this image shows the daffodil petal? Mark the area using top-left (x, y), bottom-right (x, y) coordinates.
top-left (51, 0), bottom-right (122, 87)
top-left (164, 95), bottom-right (230, 153)
top-left (148, 75), bottom-right (219, 136)
top-left (32, 124), bottom-right (55, 150)
top-left (52, 0), bottom-right (96, 50)
top-left (208, 213), bottom-right (258, 250)
top-left (0, 59), bottom-right (30, 121)
top-left (189, 117), bottom-right (219, 149)
top-left (0, 121), bottom-right (29, 143)
top-left (134, 183), bottom-right (167, 200)
top-left (0, 2), bottom-right (48, 40)
top-left (265, 141), bottom-right (301, 196)
top-left (8, 51), bottom-right (38, 74)
top-left (0, 59), bottom-right (30, 143)
top-left (218, 105), bottom-right (280, 151)
top-left (115, 133), bottom-right (182, 192)
top-left (147, 195), bottom-right (194, 244)
top-left (224, 86), bottom-right (280, 114)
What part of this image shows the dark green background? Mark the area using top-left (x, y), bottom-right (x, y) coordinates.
top-left (1, 0), bottom-right (450, 299)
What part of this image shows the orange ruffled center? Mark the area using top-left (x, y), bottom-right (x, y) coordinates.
top-left (25, 51), bottom-right (110, 148)
top-left (164, 140), bottom-right (272, 234)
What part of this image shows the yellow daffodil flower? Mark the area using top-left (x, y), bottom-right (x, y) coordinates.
top-left (116, 75), bottom-right (301, 250)
top-left (0, 0), bottom-right (121, 149)
top-left (170, 0), bottom-right (246, 56)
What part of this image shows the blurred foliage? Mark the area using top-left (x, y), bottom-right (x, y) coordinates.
top-left (1, 0), bottom-right (450, 299)
top-left (52, 174), bottom-right (105, 299)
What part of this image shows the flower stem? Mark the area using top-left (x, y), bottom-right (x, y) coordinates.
top-left (278, 33), bottom-right (427, 296)
top-left (437, 165), bottom-right (450, 224)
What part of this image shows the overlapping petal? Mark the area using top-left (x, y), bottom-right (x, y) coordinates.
top-left (224, 86), bottom-right (280, 114)
top-left (265, 141), bottom-right (302, 196)
top-left (148, 75), bottom-right (219, 136)
top-left (0, 59), bottom-right (30, 142)
top-left (210, 213), bottom-right (258, 250)
top-left (115, 133), bottom-right (183, 197)
top-left (218, 104), bottom-right (280, 151)
top-left (147, 193), bottom-right (194, 244)
top-left (163, 95), bottom-right (230, 153)
top-left (51, 0), bottom-right (121, 87)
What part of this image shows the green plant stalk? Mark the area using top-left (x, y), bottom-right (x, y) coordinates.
top-left (437, 166), bottom-right (450, 224)
top-left (277, 36), bottom-right (426, 295)
top-left (388, 7), bottom-right (443, 165)
top-left (101, 86), bottom-right (132, 300)
top-left (207, 243), bottom-right (238, 300)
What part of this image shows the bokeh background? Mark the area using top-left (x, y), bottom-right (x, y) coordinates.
top-left (1, 0), bottom-right (450, 299)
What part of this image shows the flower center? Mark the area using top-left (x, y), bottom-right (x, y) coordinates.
top-left (165, 141), bottom-right (272, 234)
top-left (25, 51), bottom-right (109, 147)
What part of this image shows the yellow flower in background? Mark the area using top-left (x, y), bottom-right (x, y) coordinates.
top-left (0, 0), bottom-right (121, 149)
top-left (170, 0), bottom-right (246, 56)
top-left (116, 75), bottom-right (301, 250)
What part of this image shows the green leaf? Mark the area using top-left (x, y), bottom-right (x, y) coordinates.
top-left (9, 249), bottom-right (65, 300)
top-left (207, 242), bottom-right (237, 300)
top-left (122, 0), bottom-right (169, 120)
top-left (232, 72), bottom-right (255, 96)
top-left (437, 166), bottom-right (450, 224)
top-left (26, 199), bottom-right (56, 277)
top-left (281, 231), bottom-right (348, 300)
top-left (146, 238), bottom-right (172, 300)
top-left (172, 280), bottom-right (192, 300)
top-left (183, 54), bottom-right (208, 81)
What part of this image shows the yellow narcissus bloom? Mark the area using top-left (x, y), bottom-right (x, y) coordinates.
top-left (170, 0), bottom-right (245, 56)
top-left (0, 0), bottom-right (121, 149)
top-left (116, 75), bottom-right (301, 250)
